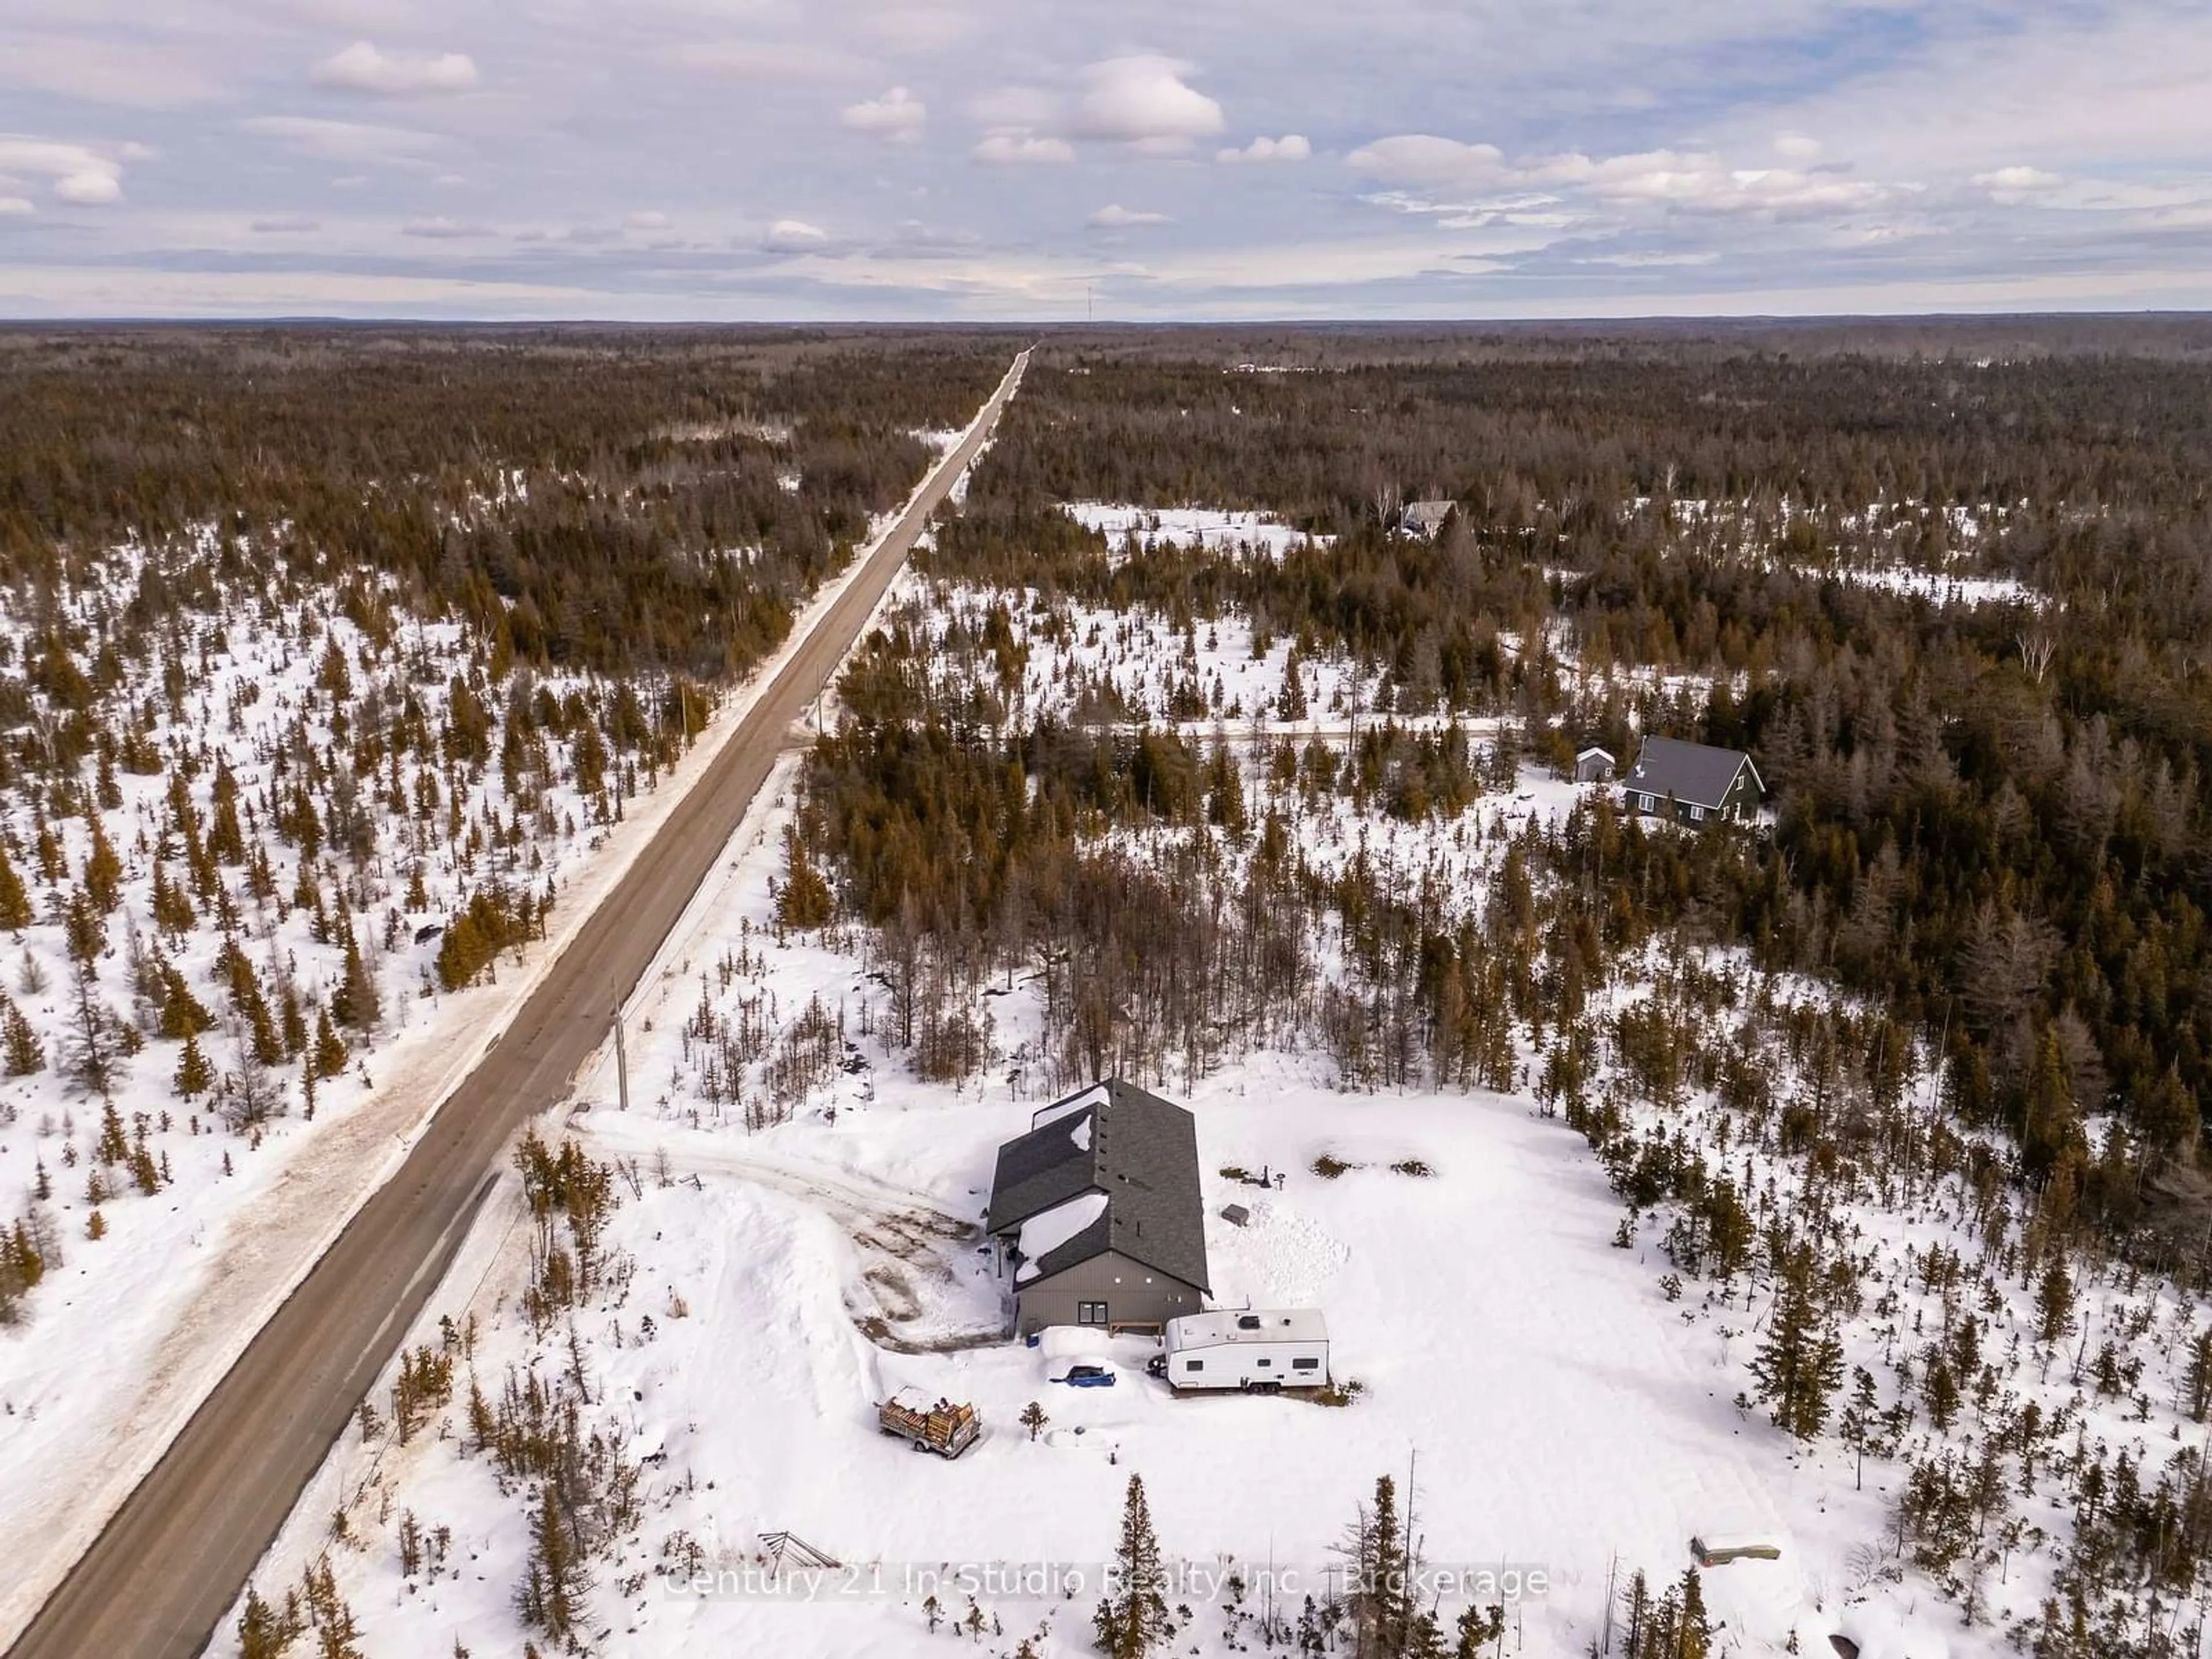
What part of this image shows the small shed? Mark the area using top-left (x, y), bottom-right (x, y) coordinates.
top-left (1574, 746), bottom-right (1615, 783)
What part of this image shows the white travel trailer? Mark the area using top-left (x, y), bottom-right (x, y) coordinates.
top-left (1148, 1309), bottom-right (1330, 1393)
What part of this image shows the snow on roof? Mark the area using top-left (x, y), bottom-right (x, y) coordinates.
top-left (1031, 1084), bottom-right (1106, 1130)
top-left (1013, 1192), bottom-right (1109, 1283)
top-left (989, 1080), bottom-right (1211, 1293)
top-left (1165, 1309), bottom-right (1328, 1351)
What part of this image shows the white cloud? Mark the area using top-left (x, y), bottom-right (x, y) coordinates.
top-left (243, 116), bottom-right (444, 165)
top-left (401, 215), bottom-right (490, 238)
top-left (626, 209), bottom-right (670, 229)
top-left (0, 197), bottom-right (32, 216)
top-left (52, 171), bottom-right (122, 206)
top-left (1347, 135), bottom-right (1509, 185)
top-left (762, 217), bottom-right (829, 251)
top-left (0, 137), bottom-right (127, 206)
top-left (1088, 204), bottom-right (1171, 228)
top-left (250, 216), bottom-right (321, 233)
top-left (843, 86), bottom-right (926, 144)
top-left (1773, 131), bottom-right (1823, 161)
top-left (1217, 134), bottom-right (1309, 164)
top-left (972, 131), bottom-right (1073, 165)
top-left (310, 41), bottom-right (480, 96)
top-left (1974, 165), bottom-right (2064, 195)
top-left (1351, 135), bottom-right (1905, 217)
top-left (1073, 55), bottom-right (1223, 148)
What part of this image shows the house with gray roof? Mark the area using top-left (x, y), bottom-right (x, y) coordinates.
top-left (986, 1078), bottom-right (1209, 1337)
top-left (1623, 736), bottom-right (1765, 826)
top-left (1399, 499), bottom-right (1457, 537)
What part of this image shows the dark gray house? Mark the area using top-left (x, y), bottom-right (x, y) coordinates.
top-left (1399, 499), bottom-right (1456, 537)
top-left (986, 1080), bottom-right (1210, 1338)
top-left (1623, 736), bottom-right (1764, 825)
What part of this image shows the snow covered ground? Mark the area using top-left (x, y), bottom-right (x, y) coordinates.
top-left (219, 774), bottom-right (1849, 1658)
top-left (217, 732), bottom-right (1949, 1659)
top-left (1062, 502), bottom-right (1327, 560)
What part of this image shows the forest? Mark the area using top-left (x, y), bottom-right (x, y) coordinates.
top-left (0, 325), bottom-right (1021, 677)
top-left (862, 324), bottom-right (2212, 1256)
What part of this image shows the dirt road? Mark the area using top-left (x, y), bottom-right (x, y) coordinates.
top-left (6, 350), bottom-right (1027, 1659)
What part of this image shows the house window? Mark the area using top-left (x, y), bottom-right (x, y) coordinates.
top-left (1638, 793), bottom-right (1656, 813)
top-left (1076, 1301), bottom-right (1108, 1325)
top-left (1184, 1359), bottom-right (1204, 1373)
top-left (1293, 1357), bottom-right (1320, 1372)
top-left (1688, 803), bottom-right (1705, 821)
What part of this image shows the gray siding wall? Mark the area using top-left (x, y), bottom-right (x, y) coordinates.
top-left (1016, 1250), bottom-right (1203, 1336)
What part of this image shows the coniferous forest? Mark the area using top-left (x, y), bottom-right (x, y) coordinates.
top-left (830, 321), bottom-right (2212, 1252)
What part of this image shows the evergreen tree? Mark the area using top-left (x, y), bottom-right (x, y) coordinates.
top-left (1923, 1354), bottom-right (1962, 1433)
top-left (157, 964), bottom-right (215, 1040)
top-left (175, 1031), bottom-right (214, 1100)
top-left (332, 930), bottom-right (381, 1032)
top-left (1020, 1400), bottom-right (1048, 1441)
top-left (63, 888), bottom-right (105, 969)
top-left (1453, 1603), bottom-right (1505, 1657)
top-left (2186, 1326), bottom-right (2212, 1423)
top-left (68, 963), bottom-right (115, 1096)
top-left (2, 998), bottom-right (43, 1077)
top-left (517, 1484), bottom-right (588, 1640)
top-left (1346, 1473), bottom-right (1416, 1657)
top-left (83, 819), bottom-right (123, 915)
top-left (1619, 1569), bottom-right (1653, 1659)
top-left (234, 1585), bottom-right (304, 1659)
top-left (1093, 1473), bottom-right (1171, 1659)
top-left (1673, 1567), bottom-right (1711, 1659)
top-left (0, 840), bottom-right (29, 930)
top-left (2035, 1255), bottom-right (2075, 1347)
top-left (1750, 1243), bottom-right (1842, 1440)
top-left (150, 859), bottom-right (195, 936)
top-left (775, 829), bottom-right (834, 931)
top-left (1277, 646), bottom-right (1309, 721)
top-left (313, 1009), bottom-right (349, 1081)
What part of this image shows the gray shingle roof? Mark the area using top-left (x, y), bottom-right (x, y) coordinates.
top-left (987, 1078), bottom-right (1211, 1293)
top-left (1625, 736), bottom-right (1761, 810)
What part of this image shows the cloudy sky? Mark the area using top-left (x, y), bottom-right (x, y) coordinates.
top-left (3, 0), bottom-right (2211, 319)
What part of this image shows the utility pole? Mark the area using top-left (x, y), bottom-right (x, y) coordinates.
top-left (613, 1003), bottom-right (630, 1113)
